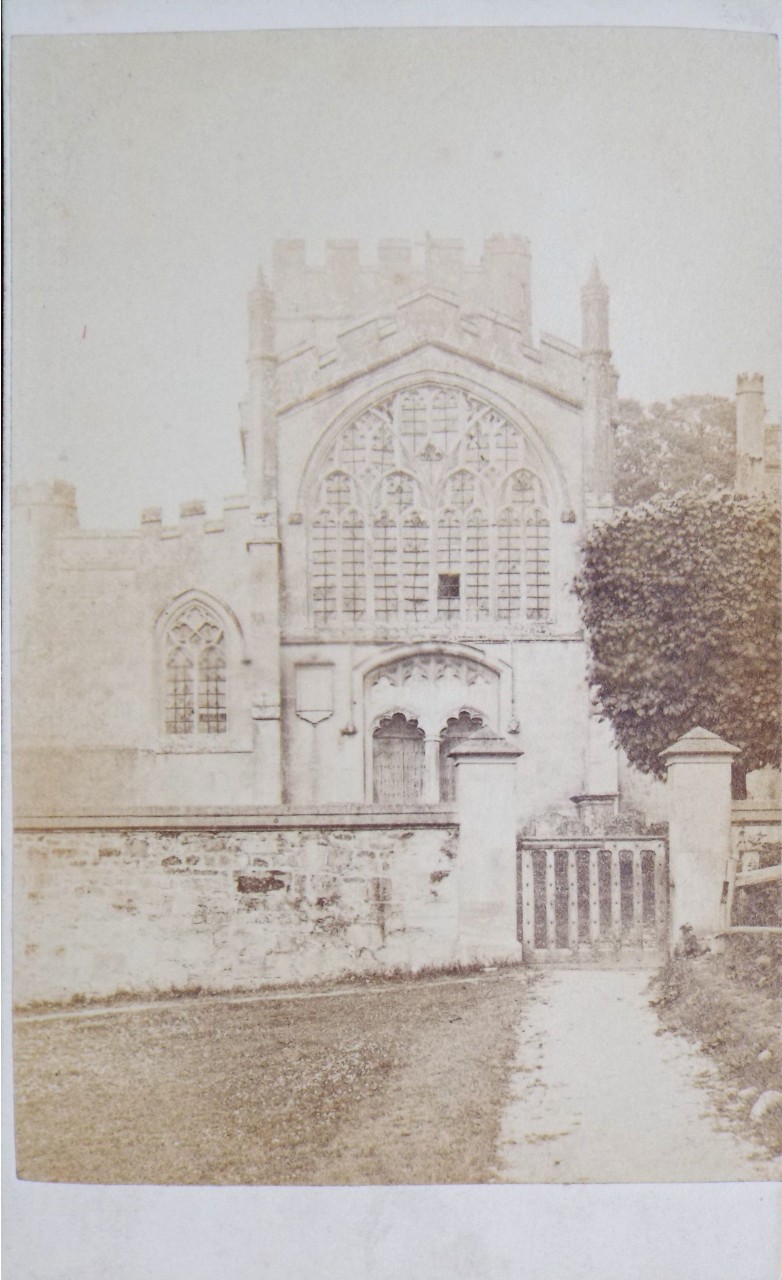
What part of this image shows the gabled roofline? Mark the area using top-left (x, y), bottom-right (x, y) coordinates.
top-left (277, 338), bottom-right (584, 417)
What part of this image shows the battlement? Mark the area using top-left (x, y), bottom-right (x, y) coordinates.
top-left (764, 424), bottom-right (780, 495)
top-left (12, 480), bottom-right (80, 553)
top-left (250, 236), bottom-right (605, 411)
top-left (269, 235), bottom-right (533, 355)
top-left (136, 494), bottom-right (272, 541)
top-left (735, 372), bottom-right (775, 497)
top-left (12, 479), bottom-right (78, 509)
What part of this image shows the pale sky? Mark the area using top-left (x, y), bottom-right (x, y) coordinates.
top-left (10, 25), bottom-right (780, 528)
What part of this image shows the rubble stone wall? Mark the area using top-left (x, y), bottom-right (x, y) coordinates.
top-left (14, 818), bottom-right (459, 1005)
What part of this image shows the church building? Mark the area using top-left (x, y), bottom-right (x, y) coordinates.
top-left (13, 237), bottom-right (625, 823)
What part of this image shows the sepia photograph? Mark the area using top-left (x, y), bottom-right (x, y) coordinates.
top-left (5, 5), bottom-right (781, 1262)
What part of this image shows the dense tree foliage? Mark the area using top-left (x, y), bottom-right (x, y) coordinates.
top-left (614, 395), bottom-right (735, 507)
top-left (574, 493), bottom-right (781, 787)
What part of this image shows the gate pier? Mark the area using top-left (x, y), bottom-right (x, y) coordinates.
top-left (660, 726), bottom-right (741, 941)
top-left (451, 729), bottom-right (524, 964)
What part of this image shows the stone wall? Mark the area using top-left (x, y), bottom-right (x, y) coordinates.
top-left (731, 802), bottom-right (782, 863)
top-left (14, 815), bottom-right (459, 1005)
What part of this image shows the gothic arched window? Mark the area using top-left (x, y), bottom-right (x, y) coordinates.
top-left (164, 601), bottom-right (227, 735)
top-left (307, 384), bottom-right (554, 626)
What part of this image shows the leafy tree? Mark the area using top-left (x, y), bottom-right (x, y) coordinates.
top-left (614, 395), bottom-right (735, 507)
top-left (574, 492), bottom-right (781, 795)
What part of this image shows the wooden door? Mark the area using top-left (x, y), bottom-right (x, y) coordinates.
top-left (373, 713), bottom-right (426, 803)
top-left (439, 711), bottom-right (485, 802)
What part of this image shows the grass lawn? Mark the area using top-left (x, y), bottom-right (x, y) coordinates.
top-left (14, 970), bottom-right (533, 1185)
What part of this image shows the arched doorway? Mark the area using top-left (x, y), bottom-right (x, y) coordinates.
top-left (373, 713), bottom-right (426, 804)
top-left (439, 711), bottom-right (485, 801)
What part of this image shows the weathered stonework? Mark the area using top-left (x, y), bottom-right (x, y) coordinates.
top-left (12, 236), bottom-right (622, 824)
top-left (14, 821), bottom-right (459, 1004)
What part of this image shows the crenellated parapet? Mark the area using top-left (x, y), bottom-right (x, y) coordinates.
top-left (735, 372), bottom-right (778, 497)
top-left (32, 493), bottom-right (276, 574)
top-left (136, 494), bottom-right (276, 542)
top-left (256, 237), bottom-right (587, 411)
top-left (272, 235), bottom-right (531, 345)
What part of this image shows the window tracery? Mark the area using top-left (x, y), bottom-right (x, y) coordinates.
top-left (308, 384), bottom-right (553, 626)
top-left (164, 602), bottom-right (227, 735)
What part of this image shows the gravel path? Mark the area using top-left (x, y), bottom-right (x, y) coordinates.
top-left (494, 968), bottom-right (782, 1183)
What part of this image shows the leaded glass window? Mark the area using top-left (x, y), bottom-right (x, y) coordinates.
top-left (307, 384), bottom-right (554, 626)
top-left (165, 603), bottom-right (227, 735)
top-left (373, 513), bottom-right (399, 619)
top-left (341, 510), bottom-right (366, 619)
top-left (526, 510), bottom-right (551, 619)
top-left (465, 511), bottom-right (490, 617)
top-left (402, 512), bottom-right (430, 619)
top-left (496, 508), bottom-right (523, 621)
top-left (311, 511), bottom-right (338, 624)
top-left (436, 511), bottom-right (462, 618)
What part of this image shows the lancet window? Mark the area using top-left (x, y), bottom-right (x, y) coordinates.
top-left (307, 384), bottom-right (553, 626)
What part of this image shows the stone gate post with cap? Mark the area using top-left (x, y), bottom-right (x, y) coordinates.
top-left (450, 728), bottom-right (524, 964)
top-left (659, 726), bottom-right (741, 943)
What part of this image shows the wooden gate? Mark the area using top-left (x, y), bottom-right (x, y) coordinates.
top-left (518, 838), bottom-right (669, 965)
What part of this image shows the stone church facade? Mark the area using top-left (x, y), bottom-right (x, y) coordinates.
top-left (14, 237), bottom-right (782, 1000)
top-left (13, 236), bottom-right (624, 824)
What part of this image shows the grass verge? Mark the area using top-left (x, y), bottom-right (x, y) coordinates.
top-left (650, 933), bottom-right (782, 1159)
top-left (14, 959), bottom-right (518, 1015)
top-left (14, 968), bottom-right (534, 1185)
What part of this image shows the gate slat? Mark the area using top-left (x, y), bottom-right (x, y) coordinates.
top-left (632, 849), bottom-right (644, 945)
top-left (521, 848), bottom-right (534, 949)
top-left (545, 848), bottom-right (556, 949)
top-left (567, 849), bottom-right (578, 948)
top-left (610, 846), bottom-right (621, 935)
top-left (654, 845), bottom-right (668, 940)
top-left (517, 837), bottom-right (670, 963)
top-left (589, 848), bottom-right (600, 943)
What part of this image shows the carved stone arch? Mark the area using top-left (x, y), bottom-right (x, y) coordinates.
top-left (437, 466), bottom-right (487, 513)
top-left (438, 707), bottom-right (489, 802)
top-left (155, 589), bottom-right (246, 656)
top-left (317, 468), bottom-right (359, 512)
top-left (502, 466), bottom-right (547, 508)
top-left (439, 704), bottom-right (490, 735)
top-left (371, 706), bottom-right (426, 735)
top-left (355, 641), bottom-right (509, 690)
top-left (297, 369), bottom-right (573, 516)
top-left (369, 467), bottom-right (423, 511)
top-left (359, 644), bottom-right (512, 803)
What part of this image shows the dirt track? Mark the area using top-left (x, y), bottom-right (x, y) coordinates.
top-left (494, 968), bottom-right (782, 1183)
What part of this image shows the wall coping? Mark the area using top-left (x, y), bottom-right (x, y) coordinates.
top-left (15, 805), bottom-right (458, 833)
top-left (449, 728), bottom-right (523, 760)
top-left (731, 803), bottom-right (781, 825)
